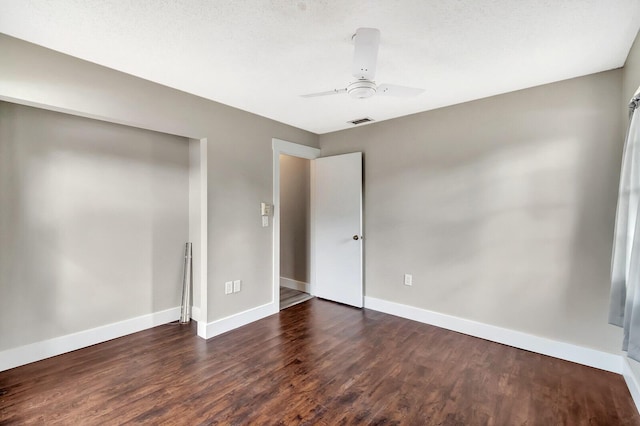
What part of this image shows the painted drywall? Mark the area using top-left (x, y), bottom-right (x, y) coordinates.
top-left (279, 154), bottom-right (310, 283)
top-left (188, 139), bottom-right (202, 319)
top-left (0, 102), bottom-right (188, 350)
top-left (320, 70), bottom-right (624, 353)
top-left (0, 34), bottom-right (319, 324)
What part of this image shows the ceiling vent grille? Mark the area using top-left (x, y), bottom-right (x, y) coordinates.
top-left (348, 117), bottom-right (375, 125)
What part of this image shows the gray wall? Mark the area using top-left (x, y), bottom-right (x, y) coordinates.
top-left (0, 34), bottom-right (319, 324)
top-left (0, 102), bottom-right (188, 350)
top-left (320, 70), bottom-right (624, 353)
top-left (1, 31), bottom-right (633, 356)
top-left (279, 154), bottom-right (310, 283)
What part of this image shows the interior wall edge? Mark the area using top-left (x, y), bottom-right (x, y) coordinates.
top-left (0, 94), bottom-right (198, 139)
top-left (191, 306), bottom-right (202, 322)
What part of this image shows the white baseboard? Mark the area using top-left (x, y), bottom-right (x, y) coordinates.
top-left (623, 357), bottom-right (640, 414)
top-left (364, 296), bottom-right (622, 374)
top-left (0, 307), bottom-right (180, 372)
top-left (197, 319), bottom-right (208, 339)
top-left (191, 305), bottom-right (202, 322)
top-left (280, 277), bottom-right (310, 293)
top-left (205, 302), bottom-right (278, 339)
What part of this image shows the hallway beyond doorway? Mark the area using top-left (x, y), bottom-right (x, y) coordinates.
top-left (280, 286), bottom-right (312, 310)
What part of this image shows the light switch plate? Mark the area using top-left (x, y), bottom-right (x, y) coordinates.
top-left (225, 281), bottom-right (233, 294)
top-left (262, 216), bottom-right (269, 227)
top-left (261, 202), bottom-right (272, 216)
top-left (233, 280), bottom-right (241, 293)
top-left (404, 274), bottom-right (412, 286)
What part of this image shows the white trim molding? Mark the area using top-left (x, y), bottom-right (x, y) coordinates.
top-left (272, 138), bottom-right (321, 312)
top-left (364, 296), bottom-right (622, 374)
top-left (0, 307), bottom-right (180, 372)
top-left (623, 357), bottom-right (640, 414)
top-left (280, 277), bottom-right (310, 293)
top-left (204, 302), bottom-right (278, 339)
top-left (191, 306), bottom-right (202, 322)
top-left (197, 138), bottom-right (208, 338)
top-left (189, 137), bottom-right (208, 339)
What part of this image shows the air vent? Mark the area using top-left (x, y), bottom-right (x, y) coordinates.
top-left (348, 117), bottom-right (375, 125)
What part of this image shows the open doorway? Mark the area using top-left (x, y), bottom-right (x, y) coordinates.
top-left (272, 139), bottom-right (363, 311)
top-left (279, 154), bottom-right (313, 309)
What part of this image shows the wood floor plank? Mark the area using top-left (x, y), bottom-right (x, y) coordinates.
top-left (0, 298), bottom-right (638, 424)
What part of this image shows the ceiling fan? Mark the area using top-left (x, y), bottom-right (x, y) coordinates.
top-left (301, 28), bottom-right (425, 99)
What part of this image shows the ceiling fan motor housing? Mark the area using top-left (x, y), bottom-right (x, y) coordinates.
top-left (348, 80), bottom-right (377, 99)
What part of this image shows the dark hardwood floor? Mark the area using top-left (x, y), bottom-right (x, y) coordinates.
top-left (1, 298), bottom-right (638, 425)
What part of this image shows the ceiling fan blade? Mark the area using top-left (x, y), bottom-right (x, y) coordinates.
top-left (352, 28), bottom-right (380, 80)
top-left (300, 88), bottom-right (347, 98)
top-left (377, 83), bottom-right (425, 97)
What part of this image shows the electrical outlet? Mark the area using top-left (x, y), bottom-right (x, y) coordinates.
top-left (225, 281), bottom-right (233, 294)
top-left (404, 274), bottom-right (412, 286)
top-left (233, 280), bottom-right (241, 293)
top-left (262, 216), bottom-right (269, 227)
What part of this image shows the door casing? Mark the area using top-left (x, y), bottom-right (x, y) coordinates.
top-left (272, 139), bottom-right (320, 309)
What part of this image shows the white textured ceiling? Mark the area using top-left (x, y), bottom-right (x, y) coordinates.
top-left (1, 1), bottom-right (639, 134)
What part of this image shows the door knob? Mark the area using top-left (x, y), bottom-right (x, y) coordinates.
top-left (353, 235), bottom-right (362, 240)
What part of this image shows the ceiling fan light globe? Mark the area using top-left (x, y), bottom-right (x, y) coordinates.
top-left (347, 80), bottom-right (377, 99)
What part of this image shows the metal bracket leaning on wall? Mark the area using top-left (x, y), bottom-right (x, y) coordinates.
top-left (180, 242), bottom-right (193, 324)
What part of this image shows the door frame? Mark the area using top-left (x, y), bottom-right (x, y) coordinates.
top-left (272, 138), bottom-right (321, 309)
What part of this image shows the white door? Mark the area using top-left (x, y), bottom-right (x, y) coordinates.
top-left (313, 152), bottom-right (363, 308)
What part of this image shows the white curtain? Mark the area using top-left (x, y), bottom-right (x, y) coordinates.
top-left (610, 94), bottom-right (640, 360)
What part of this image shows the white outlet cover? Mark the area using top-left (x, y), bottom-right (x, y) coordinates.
top-left (404, 274), bottom-right (412, 286)
top-left (233, 280), bottom-right (241, 293)
top-left (225, 281), bottom-right (233, 294)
